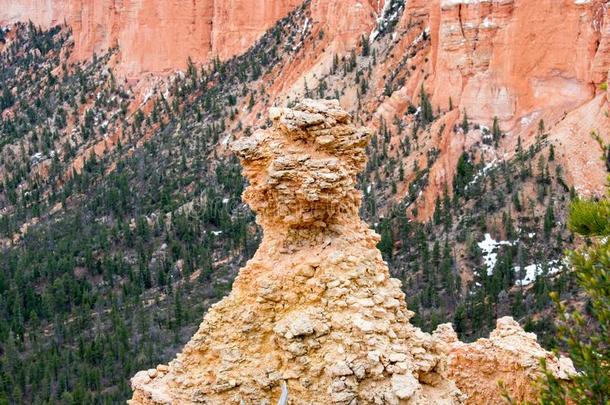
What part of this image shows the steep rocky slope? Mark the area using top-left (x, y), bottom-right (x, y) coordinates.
top-left (0, 0), bottom-right (305, 77)
top-left (2, 0), bottom-right (607, 204)
top-left (130, 100), bottom-right (574, 404)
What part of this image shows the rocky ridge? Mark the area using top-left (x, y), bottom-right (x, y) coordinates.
top-left (130, 100), bottom-right (574, 405)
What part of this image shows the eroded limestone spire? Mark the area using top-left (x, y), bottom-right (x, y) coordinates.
top-left (130, 100), bottom-right (573, 405)
top-left (130, 100), bottom-right (463, 404)
top-left (232, 99), bottom-right (372, 240)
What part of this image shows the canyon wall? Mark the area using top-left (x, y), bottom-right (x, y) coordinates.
top-left (426, 0), bottom-right (610, 206)
top-left (0, 0), bottom-right (304, 77)
top-left (364, 0), bottom-right (610, 216)
top-left (5, 0), bottom-right (605, 135)
top-left (428, 0), bottom-right (610, 134)
top-left (3, 0), bottom-right (607, 213)
top-left (260, 0), bottom-right (610, 209)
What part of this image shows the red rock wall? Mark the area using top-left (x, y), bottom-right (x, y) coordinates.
top-left (429, 0), bottom-right (609, 132)
top-left (0, 0), bottom-right (304, 78)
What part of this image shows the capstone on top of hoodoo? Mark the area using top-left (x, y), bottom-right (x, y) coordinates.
top-left (130, 99), bottom-right (573, 405)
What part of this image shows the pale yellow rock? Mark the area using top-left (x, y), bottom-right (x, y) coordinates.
top-left (130, 100), bottom-right (573, 405)
top-left (434, 317), bottom-right (576, 404)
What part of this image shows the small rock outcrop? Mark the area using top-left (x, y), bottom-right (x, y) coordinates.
top-left (130, 100), bottom-right (573, 404)
top-left (434, 317), bottom-right (576, 404)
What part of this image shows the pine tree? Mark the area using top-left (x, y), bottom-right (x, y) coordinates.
top-left (453, 152), bottom-right (474, 196)
top-left (492, 116), bottom-right (502, 146)
top-left (419, 85), bottom-right (434, 125)
top-left (361, 34), bottom-right (370, 57)
top-left (433, 198), bottom-right (442, 225)
top-left (543, 202), bottom-right (555, 238)
top-left (0, 86), bottom-right (15, 110)
top-left (533, 179), bottom-right (609, 404)
top-left (378, 219), bottom-right (394, 263)
top-left (461, 110), bottom-right (470, 134)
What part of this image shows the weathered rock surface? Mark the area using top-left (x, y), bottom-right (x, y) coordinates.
top-left (130, 100), bottom-right (573, 404)
top-left (375, 0), bottom-right (610, 215)
top-left (429, 0), bottom-right (610, 130)
top-left (3, 0), bottom-right (608, 206)
top-left (0, 0), bottom-right (303, 78)
top-left (434, 317), bottom-right (576, 404)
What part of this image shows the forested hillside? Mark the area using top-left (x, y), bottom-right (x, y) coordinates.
top-left (0, 7), bottom-right (604, 403)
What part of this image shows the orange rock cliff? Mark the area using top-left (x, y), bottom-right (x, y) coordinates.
top-left (0, 0), bottom-right (305, 77)
top-left (129, 100), bottom-right (574, 404)
top-left (2, 0), bottom-right (607, 209)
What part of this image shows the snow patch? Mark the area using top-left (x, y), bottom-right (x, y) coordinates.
top-left (410, 27), bottom-right (430, 48)
top-left (519, 111), bottom-right (540, 128)
top-left (302, 18), bottom-right (309, 35)
top-left (478, 234), bottom-right (566, 284)
top-left (467, 161), bottom-right (496, 189)
top-left (481, 17), bottom-right (496, 29)
top-left (142, 86), bottom-right (155, 105)
top-left (478, 233), bottom-right (515, 275)
top-left (514, 260), bottom-right (564, 286)
top-left (370, 0), bottom-right (406, 41)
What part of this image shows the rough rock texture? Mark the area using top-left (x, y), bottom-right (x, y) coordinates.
top-left (547, 92), bottom-right (610, 195)
top-left (434, 317), bottom-right (576, 404)
top-left (428, 0), bottom-right (609, 130)
top-left (266, 0), bottom-right (610, 213)
top-left (130, 99), bottom-right (463, 404)
top-left (0, 0), bottom-right (390, 79)
top-left (0, 0), bottom-right (304, 77)
top-left (384, 0), bottom-right (610, 214)
top-left (3, 0), bottom-right (608, 206)
top-left (130, 101), bottom-right (573, 404)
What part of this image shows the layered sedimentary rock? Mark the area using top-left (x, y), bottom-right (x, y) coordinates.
top-left (130, 100), bottom-right (573, 404)
top-left (428, 0), bottom-right (609, 130)
top-left (3, 0), bottom-right (607, 154)
top-left (369, 0), bottom-right (610, 213)
top-left (0, 0), bottom-right (304, 77)
top-left (0, 0), bottom-right (392, 79)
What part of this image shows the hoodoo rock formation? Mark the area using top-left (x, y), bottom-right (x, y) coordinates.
top-left (434, 317), bottom-right (576, 404)
top-left (130, 100), bottom-right (574, 404)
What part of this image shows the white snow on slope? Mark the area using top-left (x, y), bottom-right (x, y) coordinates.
top-left (477, 234), bottom-right (566, 284)
top-left (514, 260), bottom-right (565, 286)
top-left (467, 161), bottom-right (496, 189)
top-left (478, 233), bottom-right (514, 275)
